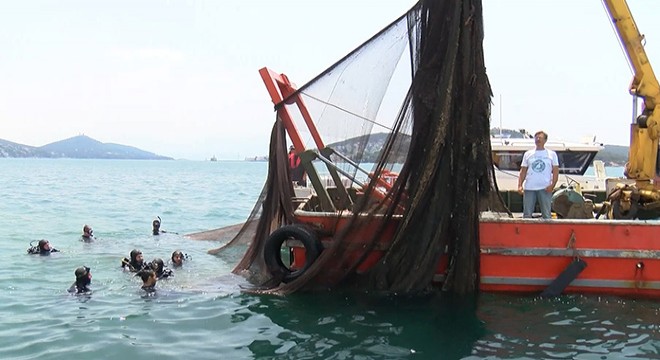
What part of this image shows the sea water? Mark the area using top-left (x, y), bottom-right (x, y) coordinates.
top-left (0, 159), bottom-right (657, 359)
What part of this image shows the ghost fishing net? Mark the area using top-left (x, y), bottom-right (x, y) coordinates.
top-left (212, 0), bottom-right (506, 295)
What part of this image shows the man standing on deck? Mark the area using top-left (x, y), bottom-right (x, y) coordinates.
top-left (517, 131), bottom-right (559, 219)
top-left (288, 145), bottom-right (307, 186)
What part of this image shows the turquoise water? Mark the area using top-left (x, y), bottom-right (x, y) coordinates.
top-left (585, 166), bottom-right (624, 177)
top-left (0, 159), bottom-right (658, 359)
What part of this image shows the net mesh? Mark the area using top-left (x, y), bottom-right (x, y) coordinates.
top-left (207, 0), bottom-right (505, 295)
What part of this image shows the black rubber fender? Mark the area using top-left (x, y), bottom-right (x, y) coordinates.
top-left (263, 225), bottom-right (323, 283)
top-left (540, 258), bottom-right (588, 298)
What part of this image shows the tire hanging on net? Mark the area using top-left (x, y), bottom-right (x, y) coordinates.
top-left (263, 225), bottom-right (323, 283)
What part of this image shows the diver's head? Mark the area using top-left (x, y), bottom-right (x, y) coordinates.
top-left (74, 266), bottom-right (92, 286)
top-left (137, 270), bottom-right (157, 287)
top-left (38, 239), bottom-right (51, 252)
top-left (130, 249), bottom-right (144, 264)
top-left (83, 225), bottom-right (93, 237)
top-left (151, 258), bottom-right (164, 273)
top-left (152, 219), bottom-right (161, 230)
top-left (171, 250), bottom-right (184, 266)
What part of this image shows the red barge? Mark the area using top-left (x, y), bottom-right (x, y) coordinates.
top-left (248, 0), bottom-right (660, 298)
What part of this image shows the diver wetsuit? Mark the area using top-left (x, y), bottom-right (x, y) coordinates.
top-left (68, 266), bottom-right (91, 294)
top-left (122, 249), bottom-right (147, 272)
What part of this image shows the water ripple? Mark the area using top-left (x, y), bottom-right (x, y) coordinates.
top-left (0, 160), bottom-right (657, 359)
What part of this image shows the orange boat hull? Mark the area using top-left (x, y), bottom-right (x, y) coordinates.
top-left (290, 212), bottom-right (660, 297)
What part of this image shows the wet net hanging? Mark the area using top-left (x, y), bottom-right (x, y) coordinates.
top-left (208, 0), bottom-right (505, 295)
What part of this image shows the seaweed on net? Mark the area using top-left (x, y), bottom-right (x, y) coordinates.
top-left (212, 0), bottom-right (505, 295)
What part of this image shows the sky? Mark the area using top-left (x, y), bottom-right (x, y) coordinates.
top-left (1, 0), bottom-right (660, 160)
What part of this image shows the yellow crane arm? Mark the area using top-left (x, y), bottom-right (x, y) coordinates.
top-left (604, 0), bottom-right (660, 184)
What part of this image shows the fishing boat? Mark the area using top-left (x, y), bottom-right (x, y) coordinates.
top-left (211, 0), bottom-right (660, 298)
top-left (257, 66), bottom-right (660, 298)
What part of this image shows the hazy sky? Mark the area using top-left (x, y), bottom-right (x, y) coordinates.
top-left (1, 0), bottom-right (659, 160)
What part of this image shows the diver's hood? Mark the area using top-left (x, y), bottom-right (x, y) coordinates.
top-left (130, 249), bottom-right (142, 262)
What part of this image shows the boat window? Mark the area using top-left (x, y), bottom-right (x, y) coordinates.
top-left (557, 152), bottom-right (597, 175)
top-left (493, 151), bottom-right (598, 175)
top-left (492, 152), bottom-right (523, 171)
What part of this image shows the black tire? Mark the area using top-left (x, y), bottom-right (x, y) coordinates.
top-left (263, 225), bottom-right (323, 283)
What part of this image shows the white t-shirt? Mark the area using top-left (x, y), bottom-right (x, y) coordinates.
top-left (521, 148), bottom-right (559, 191)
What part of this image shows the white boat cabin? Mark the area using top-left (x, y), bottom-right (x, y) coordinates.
top-left (491, 137), bottom-right (604, 176)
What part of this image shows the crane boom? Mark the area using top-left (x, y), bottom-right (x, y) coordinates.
top-left (603, 0), bottom-right (660, 185)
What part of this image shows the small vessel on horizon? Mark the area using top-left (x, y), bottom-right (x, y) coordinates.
top-left (244, 155), bottom-right (268, 162)
top-left (210, 155), bottom-right (217, 162)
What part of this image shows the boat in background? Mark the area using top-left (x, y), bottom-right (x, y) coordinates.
top-left (244, 156), bottom-right (268, 162)
top-left (301, 135), bottom-right (607, 216)
top-left (491, 135), bottom-right (607, 213)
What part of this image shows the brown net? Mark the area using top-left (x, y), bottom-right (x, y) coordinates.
top-left (208, 0), bottom-right (505, 295)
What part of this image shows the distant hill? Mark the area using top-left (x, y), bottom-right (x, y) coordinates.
top-left (594, 145), bottom-right (628, 166)
top-left (0, 135), bottom-right (172, 160)
top-left (328, 132), bottom-right (409, 163)
top-left (0, 139), bottom-right (43, 157)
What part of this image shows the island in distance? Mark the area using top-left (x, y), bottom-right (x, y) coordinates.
top-left (0, 135), bottom-right (172, 160)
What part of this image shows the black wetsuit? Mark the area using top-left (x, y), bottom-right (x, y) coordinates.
top-left (122, 258), bottom-right (147, 272)
top-left (156, 268), bottom-right (173, 279)
top-left (68, 275), bottom-right (91, 294)
top-left (27, 247), bottom-right (59, 255)
top-left (68, 283), bottom-right (91, 294)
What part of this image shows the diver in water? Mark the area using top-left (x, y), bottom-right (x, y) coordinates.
top-left (152, 216), bottom-right (166, 235)
top-left (152, 216), bottom-right (178, 235)
top-left (170, 250), bottom-right (189, 268)
top-left (121, 249), bottom-right (148, 272)
top-left (149, 258), bottom-right (173, 279)
top-left (136, 269), bottom-right (157, 293)
top-left (68, 266), bottom-right (92, 294)
top-left (81, 225), bottom-right (95, 242)
top-left (27, 239), bottom-right (60, 255)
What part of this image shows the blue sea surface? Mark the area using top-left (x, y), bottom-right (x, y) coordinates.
top-left (0, 159), bottom-right (657, 359)
top-left (585, 166), bottom-right (624, 177)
